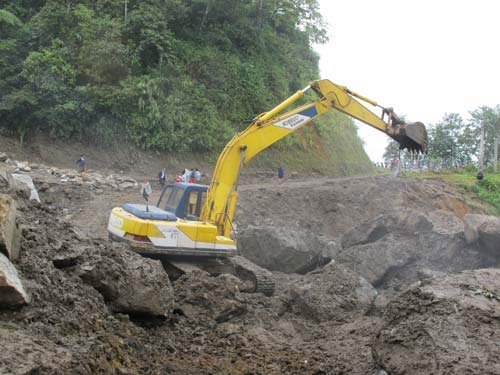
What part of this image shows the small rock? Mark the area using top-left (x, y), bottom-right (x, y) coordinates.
top-left (119, 182), bottom-right (136, 190)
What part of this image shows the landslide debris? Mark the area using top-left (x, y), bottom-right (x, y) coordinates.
top-left (236, 175), bottom-right (494, 307)
top-left (1, 153), bottom-right (500, 374)
top-left (286, 262), bottom-right (377, 323)
top-left (374, 269), bottom-right (500, 375)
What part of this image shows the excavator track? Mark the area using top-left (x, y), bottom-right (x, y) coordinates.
top-left (140, 253), bottom-right (275, 297)
top-left (230, 256), bottom-right (275, 297)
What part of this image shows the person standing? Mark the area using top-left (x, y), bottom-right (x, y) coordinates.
top-left (182, 169), bottom-right (190, 183)
top-left (477, 167), bottom-right (484, 181)
top-left (194, 168), bottom-right (201, 183)
top-left (158, 168), bottom-right (166, 187)
top-left (76, 155), bottom-right (86, 175)
top-left (278, 163), bottom-right (285, 179)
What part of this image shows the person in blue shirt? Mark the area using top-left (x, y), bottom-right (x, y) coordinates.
top-left (76, 155), bottom-right (86, 174)
top-left (278, 163), bottom-right (285, 179)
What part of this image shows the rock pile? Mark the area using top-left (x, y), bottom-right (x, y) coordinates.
top-left (0, 154), bottom-right (139, 192)
top-left (1, 153), bottom-right (500, 375)
top-left (374, 269), bottom-right (500, 374)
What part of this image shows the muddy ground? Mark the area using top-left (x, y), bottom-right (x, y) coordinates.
top-left (1, 144), bottom-right (500, 375)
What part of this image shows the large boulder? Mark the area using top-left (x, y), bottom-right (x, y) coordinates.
top-left (0, 252), bottom-right (29, 307)
top-left (0, 194), bottom-right (20, 260)
top-left (336, 209), bottom-right (478, 290)
top-left (374, 269), bottom-right (500, 375)
top-left (238, 225), bottom-right (339, 273)
top-left (464, 214), bottom-right (500, 256)
top-left (464, 214), bottom-right (491, 244)
top-left (286, 263), bottom-right (377, 323)
top-left (336, 238), bottom-right (419, 286)
top-left (0, 166), bottom-right (10, 189)
top-left (10, 174), bottom-right (40, 202)
top-left (173, 270), bottom-right (246, 324)
top-left (341, 210), bottom-right (432, 249)
top-left (340, 209), bottom-right (463, 249)
top-left (77, 247), bottom-right (174, 317)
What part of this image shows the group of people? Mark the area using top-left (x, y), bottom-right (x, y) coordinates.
top-left (159, 164), bottom-right (284, 186)
top-left (159, 168), bottom-right (202, 186)
top-left (76, 154), bottom-right (285, 187)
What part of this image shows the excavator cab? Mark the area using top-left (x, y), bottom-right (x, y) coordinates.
top-left (156, 183), bottom-right (208, 221)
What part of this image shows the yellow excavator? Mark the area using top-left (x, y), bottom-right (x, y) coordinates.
top-left (108, 79), bottom-right (427, 296)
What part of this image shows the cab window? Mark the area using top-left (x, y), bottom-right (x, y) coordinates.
top-left (185, 190), bottom-right (199, 217)
top-left (158, 186), bottom-right (184, 212)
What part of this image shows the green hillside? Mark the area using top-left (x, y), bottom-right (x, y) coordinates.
top-left (0, 0), bottom-right (373, 175)
top-left (249, 111), bottom-right (374, 176)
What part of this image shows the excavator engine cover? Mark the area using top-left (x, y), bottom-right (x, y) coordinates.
top-left (392, 122), bottom-right (428, 153)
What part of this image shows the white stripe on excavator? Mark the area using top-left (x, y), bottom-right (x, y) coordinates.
top-left (108, 223), bottom-right (125, 237)
top-left (149, 229), bottom-right (236, 250)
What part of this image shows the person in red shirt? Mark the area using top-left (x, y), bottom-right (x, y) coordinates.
top-left (188, 168), bottom-right (196, 183)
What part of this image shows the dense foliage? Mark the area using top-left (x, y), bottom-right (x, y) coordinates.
top-left (0, 0), bottom-right (327, 151)
top-left (473, 175), bottom-right (500, 212)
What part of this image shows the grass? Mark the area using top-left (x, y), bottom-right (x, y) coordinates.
top-left (401, 169), bottom-right (500, 215)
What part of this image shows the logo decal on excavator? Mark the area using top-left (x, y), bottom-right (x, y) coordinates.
top-left (274, 107), bottom-right (317, 129)
top-left (274, 114), bottom-right (309, 129)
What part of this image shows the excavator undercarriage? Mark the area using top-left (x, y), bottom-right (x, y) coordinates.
top-left (129, 248), bottom-right (275, 296)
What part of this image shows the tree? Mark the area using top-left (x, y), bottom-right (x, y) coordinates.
top-left (469, 106), bottom-right (500, 171)
top-left (0, 0), bottom-right (327, 152)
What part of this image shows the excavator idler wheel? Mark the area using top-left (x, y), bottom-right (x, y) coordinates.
top-left (230, 256), bottom-right (275, 297)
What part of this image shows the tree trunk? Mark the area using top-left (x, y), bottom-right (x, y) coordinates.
top-left (256, 0), bottom-right (264, 28)
top-left (478, 122), bottom-right (485, 170)
top-left (199, 0), bottom-right (211, 33)
top-left (495, 137), bottom-right (498, 173)
top-left (124, 0), bottom-right (128, 25)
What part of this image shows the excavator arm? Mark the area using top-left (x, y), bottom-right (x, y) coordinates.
top-left (200, 79), bottom-right (427, 237)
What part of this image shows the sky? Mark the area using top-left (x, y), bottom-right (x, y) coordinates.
top-left (315, 0), bottom-right (500, 162)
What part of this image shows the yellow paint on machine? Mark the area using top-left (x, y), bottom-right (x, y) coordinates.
top-left (175, 220), bottom-right (235, 246)
top-left (111, 208), bottom-right (164, 237)
top-left (112, 207), bottom-right (235, 246)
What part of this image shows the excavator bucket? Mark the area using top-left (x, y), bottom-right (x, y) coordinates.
top-left (391, 122), bottom-right (428, 153)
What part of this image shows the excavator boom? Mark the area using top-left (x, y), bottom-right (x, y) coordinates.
top-left (201, 79), bottom-right (428, 237)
